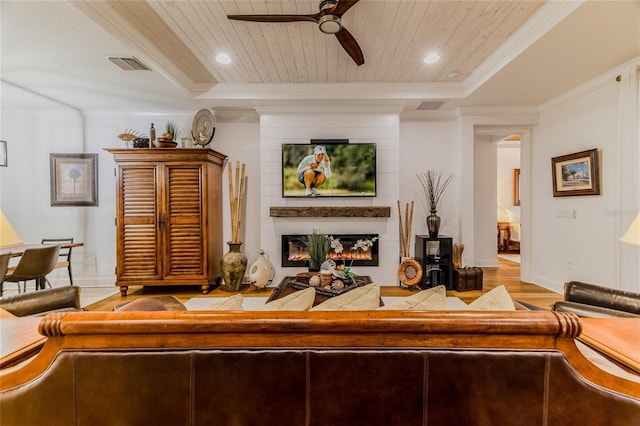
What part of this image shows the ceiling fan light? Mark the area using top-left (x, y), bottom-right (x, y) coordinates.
top-left (319, 15), bottom-right (341, 34)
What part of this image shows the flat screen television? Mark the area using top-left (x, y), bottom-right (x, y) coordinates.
top-left (282, 141), bottom-right (376, 197)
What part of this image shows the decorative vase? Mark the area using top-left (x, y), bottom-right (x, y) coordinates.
top-left (220, 241), bottom-right (248, 292)
top-left (248, 249), bottom-right (275, 290)
top-left (427, 212), bottom-right (441, 238)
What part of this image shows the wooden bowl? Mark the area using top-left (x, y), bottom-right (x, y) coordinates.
top-left (154, 139), bottom-right (177, 148)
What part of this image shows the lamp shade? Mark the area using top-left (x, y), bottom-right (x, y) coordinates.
top-left (0, 209), bottom-right (23, 249)
top-left (620, 214), bottom-right (640, 247)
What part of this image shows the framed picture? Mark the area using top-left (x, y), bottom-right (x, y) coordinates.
top-left (50, 153), bottom-right (99, 206)
top-left (551, 148), bottom-right (600, 197)
top-left (0, 140), bottom-right (7, 167)
top-left (513, 168), bottom-right (520, 206)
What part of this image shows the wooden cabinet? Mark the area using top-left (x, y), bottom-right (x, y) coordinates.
top-left (107, 148), bottom-right (227, 295)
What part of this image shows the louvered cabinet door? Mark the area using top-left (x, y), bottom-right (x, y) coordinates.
top-left (163, 164), bottom-right (206, 278)
top-left (116, 165), bottom-right (161, 280)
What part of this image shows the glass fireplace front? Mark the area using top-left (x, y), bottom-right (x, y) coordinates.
top-left (281, 234), bottom-right (379, 267)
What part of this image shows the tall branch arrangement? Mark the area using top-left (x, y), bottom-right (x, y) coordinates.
top-left (227, 160), bottom-right (246, 243)
top-left (397, 200), bottom-right (414, 257)
top-left (417, 170), bottom-right (454, 213)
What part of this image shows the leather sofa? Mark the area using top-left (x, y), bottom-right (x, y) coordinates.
top-left (553, 281), bottom-right (640, 318)
top-left (1, 310), bottom-right (638, 425)
top-left (0, 286), bottom-right (81, 317)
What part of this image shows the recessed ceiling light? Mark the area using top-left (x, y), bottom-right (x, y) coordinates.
top-left (423, 53), bottom-right (440, 64)
top-left (215, 53), bottom-right (231, 64)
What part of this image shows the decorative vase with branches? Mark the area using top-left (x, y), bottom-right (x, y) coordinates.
top-left (417, 170), bottom-right (454, 238)
top-left (220, 160), bottom-right (247, 291)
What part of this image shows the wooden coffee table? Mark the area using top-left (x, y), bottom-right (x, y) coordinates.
top-left (268, 276), bottom-right (373, 307)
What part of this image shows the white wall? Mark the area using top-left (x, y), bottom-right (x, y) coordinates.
top-left (474, 135), bottom-right (499, 267)
top-left (531, 61), bottom-right (639, 292)
top-left (399, 120), bottom-right (460, 245)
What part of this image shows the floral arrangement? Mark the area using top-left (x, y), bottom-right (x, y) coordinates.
top-left (328, 236), bottom-right (379, 279)
top-left (417, 170), bottom-right (454, 214)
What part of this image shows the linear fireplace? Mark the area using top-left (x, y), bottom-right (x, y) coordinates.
top-left (281, 234), bottom-right (379, 267)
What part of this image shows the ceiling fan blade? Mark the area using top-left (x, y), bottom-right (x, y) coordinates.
top-left (331, 0), bottom-right (360, 17)
top-left (227, 14), bottom-right (319, 24)
top-left (335, 27), bottom-right (364, 66)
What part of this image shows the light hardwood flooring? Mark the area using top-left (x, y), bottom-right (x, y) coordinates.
top-left (86, 258), bottom-right (564, 311)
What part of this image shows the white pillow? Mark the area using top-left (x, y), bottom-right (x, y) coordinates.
top-left (196, 294), bottom-right (244, 311)
top-left (378, 285), bottom-right (446, 310)
top-left (467, 285), bottom-right (515, 311)
top-left (255, 287), bottom-right (316, 311)
top-left (310, 283), bottom-right (380, 311)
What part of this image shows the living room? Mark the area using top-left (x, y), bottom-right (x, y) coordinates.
top-left (0, 1), bottom-right (638, 298)
top-left (1, 2), bottom-right (640, 422)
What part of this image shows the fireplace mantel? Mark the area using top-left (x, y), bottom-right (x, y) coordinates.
top-left (270, 206), bottom-right (391, 218)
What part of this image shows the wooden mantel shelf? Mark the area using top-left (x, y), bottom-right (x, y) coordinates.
top-left (269, 206), bottom-right (391, 218)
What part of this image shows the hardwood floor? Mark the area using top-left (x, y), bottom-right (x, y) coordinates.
top-left (86, 258), bottom-right (563, 311)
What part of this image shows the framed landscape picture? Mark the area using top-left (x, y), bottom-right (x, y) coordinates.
top-left (50, 153), bottom-right (99, 206)
top-left (551, 148), bottom-right (600, 197)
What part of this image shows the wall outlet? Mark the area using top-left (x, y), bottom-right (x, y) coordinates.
top-left (567, 261), bottom-right (573, 270)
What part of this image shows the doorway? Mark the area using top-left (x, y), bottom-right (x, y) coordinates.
top-left (497, 136), bottom-right (521, 265)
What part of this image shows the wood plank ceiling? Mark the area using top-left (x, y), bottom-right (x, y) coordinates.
top-left (88, 1), bottom-right (546, 88)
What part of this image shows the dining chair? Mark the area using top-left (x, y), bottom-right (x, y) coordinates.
top-left (41, 238), bottom-right (74, 286)
top-left (3, 245), bottom-right (60, 293)
top-left (0, 252), bottom-right (11, 297)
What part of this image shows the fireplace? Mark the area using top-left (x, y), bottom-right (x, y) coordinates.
top-left (281, 234), bottom-right (379, 267)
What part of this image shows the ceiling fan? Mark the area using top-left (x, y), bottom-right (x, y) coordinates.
top-left (227, 0), bottom-right (364, 66)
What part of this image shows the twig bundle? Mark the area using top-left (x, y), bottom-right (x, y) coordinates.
top-left (417, 170), bottom-right (454, 213)
top-left (227, 160), bottom-right (246, 243)
top-left (397, 200), bottom-right (414, 257)
top-left (452, 243), bottom-right (465, 268)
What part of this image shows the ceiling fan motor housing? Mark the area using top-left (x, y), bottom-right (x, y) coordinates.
top-left (319, 15), bottom-right (341, 34)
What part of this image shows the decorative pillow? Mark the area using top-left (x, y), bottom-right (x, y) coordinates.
top-left (378, 285), bottom-right (446, 310)
top-left (116, 297), bottom-right (169, 312)
top-left (0, 307), bottom-right (16, 318)
top-left (467, 285), bottom-right (515, 311)
top-left (197, 294), bottom-right (244, 311)
top-left (255, 287), bottom-right (316, 311)
top-left (311, 283), bottom-right (380, 311)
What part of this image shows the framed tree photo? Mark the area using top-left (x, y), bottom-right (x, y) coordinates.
top-left (50, 153), bottom-right (99, 206)
top-left (551, 148), bottom-right (600, 197)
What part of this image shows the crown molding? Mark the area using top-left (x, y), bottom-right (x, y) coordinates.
top-left (540, 57), bottom-right (640, 112)
top-left (463, 1), bottom-right (584, 96)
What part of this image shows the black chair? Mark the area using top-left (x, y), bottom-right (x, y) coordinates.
top-left (41, 238), bottom-right (74, 286)
top-left (0, 252), bottom-right (11, 297)
top-left (4, 245), bottom-right (60, 293)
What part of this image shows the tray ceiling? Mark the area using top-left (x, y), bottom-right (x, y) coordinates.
top-left (1, 1), bottom-right (638, 113)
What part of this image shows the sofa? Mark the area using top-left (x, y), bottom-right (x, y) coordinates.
top-left (553, 281), bottom-right (640, 318)
top-left (1, 309), bottom-right (638, 425)
top-left (0, 286), bottom-right (81, 317)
